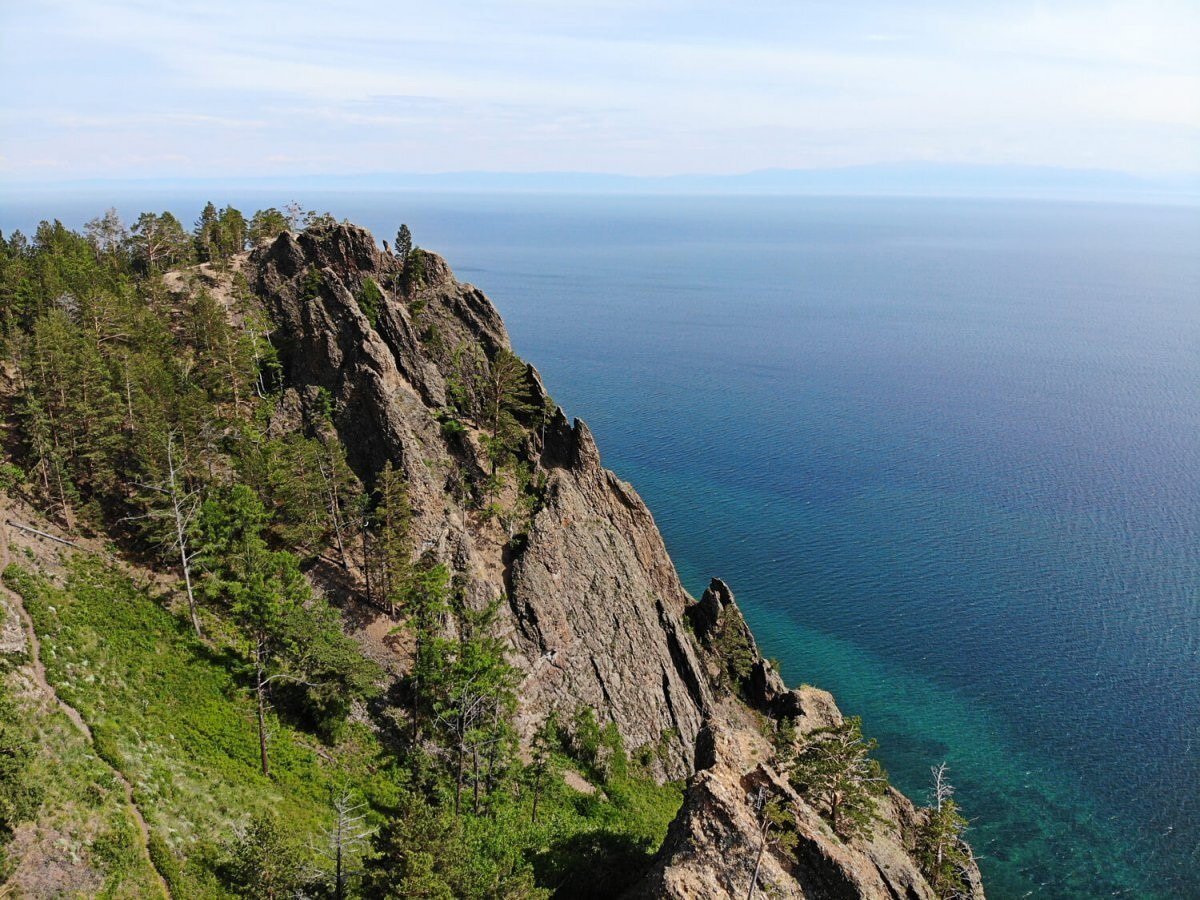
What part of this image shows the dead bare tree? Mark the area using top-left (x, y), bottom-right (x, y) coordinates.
top-left (312, 788), bottom-right (373, 899)
top-left (127, 432), bottom-right (204, 637)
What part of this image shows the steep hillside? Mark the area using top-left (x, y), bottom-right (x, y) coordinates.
top-left (0, 212), bottom-right (983, 899)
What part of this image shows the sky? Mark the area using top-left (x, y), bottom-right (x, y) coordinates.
top-left (0, 0), bottom-right (1198, 185)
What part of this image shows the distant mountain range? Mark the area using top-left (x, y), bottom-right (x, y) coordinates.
top-left (5, 163), bottom-right (1198, 204)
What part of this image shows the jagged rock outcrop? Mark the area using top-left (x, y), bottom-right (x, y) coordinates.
top-left (631, 719), bottom-right (985, 900)
top-left (247, 222), bottom-right (984, 896)
top-left (251, 223), bottom-right (709, 776)
top-left (637, 584), bottom-right (986, 900)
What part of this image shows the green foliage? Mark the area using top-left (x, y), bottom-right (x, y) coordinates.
top-left (0, 685), bottom-right (43, 877)
top-left (195, 203), bottom-right (247, 263)
top-left (479, 348), bottom-right (535, 468)
top-left (565, 707), bottom-right (628, 784)
top-left (195, 485), bottom-right (381, 755)
top-left (0, 209), bottom-right (264, 539)
top-left (394, 224), bottom-right (413, 264)
top-left (131, 211), bottom-right (192, 273)
top-left (222, 811), bottom-right (311, 898)
top-left (248, 208), bottom-right (291, 246)
top-left (789, 716), bottom-right (888, 841)
top-left (916, 765), bottom-right (974, 899)
top-left (236, 431), bottom-right (361, 561)
top-left (372, 462), bottom-right (413, 612)
top-left (0, 461), bottom-right (25, 493)
top-left (4, 560), bottom-right (397, 897)
top-left (357, 277), bottom-right (385, 328)
top-left (0, 206), bottom-right (694, 898)
top-left (405, 246), bottom-right (429, 288)
top-left (712, 616), bottom-right (757, 696)
top-left (365, 787), bottom-right (544, 899)
top-left (772, 715), bottom-right (798, 769)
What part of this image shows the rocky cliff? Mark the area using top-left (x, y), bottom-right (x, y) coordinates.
top-left (249, 222), bottom-right (983, 899)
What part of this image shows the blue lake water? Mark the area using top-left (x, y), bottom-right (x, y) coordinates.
top-left (3, 192), bottom-right (1198, 898)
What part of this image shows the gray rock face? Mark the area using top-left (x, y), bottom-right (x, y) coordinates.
top-left (248, 222), bottom-right (985, 895)
top-left (251, 223), bottom-right (710, 776)
top-left (509, 420), bottom-right (712, 772)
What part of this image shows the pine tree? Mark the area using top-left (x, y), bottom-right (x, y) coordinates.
top-left (404, 560), bottom-right (451, 749)
top-left (315, 788), bottom-right (373, 900)
top-left (916, 763), bottom-right (974, 899)
top-left (131, 211), bottom-right (191, 272)
top-left (527, 713), bottom-right (560, 824)
top-left (478, 348), bottom-right (534, 472)
top-left (248, 208), bottom-right (290, 246)
top-left (196, 485), bottom-right (378, 773)
top-left (224, 812), bottom-right (309, 899)
top-left (216, 205), bottom-right (247, 260)
top-left (375, 462), bottom-right (413, 614)
top-left (127, 430), bottom-right (205, 636)
top-left (195, 202), bottom-right (220, 262)
top-left (789, 716), bottom-right (887, 840)
top-left (363, 790), bottom-right (463, 900)
top-left (746, 787), bottom-right (798, 900)
top-left (395, 224), bottom-right (413, 264)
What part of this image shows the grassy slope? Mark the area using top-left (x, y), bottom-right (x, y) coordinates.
top-left (4, 558), bottom-right (400, 897)
top-left (3, 556), bottom-right (683, 898)
top-left (2, 664), bottom-right (162, 898)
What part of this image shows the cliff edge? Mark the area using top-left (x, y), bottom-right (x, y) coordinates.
top-left (248, 222), bottom-right (983, 899)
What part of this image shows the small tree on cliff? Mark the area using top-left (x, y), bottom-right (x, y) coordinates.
top-left (395, 224), bottom-right (413, 264)
top-left (789, 716), bottom-right (887, 841)
top-left (746, 786), bottom-right (798, 900)
top-left (916, 763), bottom-right (973, 899)
top-left (527, 713), bottom-right (561, 824)
top-left (248, 207), bottom-right (290, 245)
top-left (374, 461), bottom-right (413, 615)
top-left (478, 348), bottom-right (535, 472)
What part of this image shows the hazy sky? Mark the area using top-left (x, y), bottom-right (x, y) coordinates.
top-left (1, 0), bottom-right (1198, 182)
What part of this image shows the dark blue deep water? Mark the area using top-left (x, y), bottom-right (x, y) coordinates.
top-left (3, 192), bottom-right (1198, 898)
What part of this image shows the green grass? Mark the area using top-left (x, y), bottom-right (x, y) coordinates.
top-left (4, 559), bottom-right (399, 897)
top-left (3, 557), bottom-right (684, 898)
top-left (1, 651), bottom-right (161, 896)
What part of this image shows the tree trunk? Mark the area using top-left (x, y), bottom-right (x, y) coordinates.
top-left (455, 738), bottom-right (465, 815)
top-left (335, 840), bottom-right (344, 900)
top-left (746, 823), bottom-right (771, 900)
top-left (256, 652), bottom-right (270, 777)
top-left (473, 743), bottom-right (481, 814)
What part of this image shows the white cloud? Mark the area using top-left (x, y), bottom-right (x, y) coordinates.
top-left (1, 0), bottom-right (1197, 180)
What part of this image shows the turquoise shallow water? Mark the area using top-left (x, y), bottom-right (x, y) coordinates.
top-left (3, 192), bottom-right (1198, 898)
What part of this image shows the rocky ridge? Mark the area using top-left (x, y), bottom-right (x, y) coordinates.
top-left (249, 223), bottom-right (984, 899)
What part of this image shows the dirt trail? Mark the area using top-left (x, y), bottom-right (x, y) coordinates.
top-left (0, 512), bottom-right (173, 899)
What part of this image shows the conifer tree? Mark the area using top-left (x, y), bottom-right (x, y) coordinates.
top-left (404, 560), bottom-right (451, 749)
top-left (224, 812), bottom-right (309, 898)
top-left (395, 223), bottom-right (413, 264)
top-left (195, 202), bottom-right (220, 262)
top-left (375, 461), bottom-right (413, 614)
top-left (131, 211), bottom-right (190, 272)
top-left (916, 763), bottom-right (973, 899)
top-left (127, 431), bottom-right (204, 636)
top-left (746, 787), bottom-right (798, 900)
top-left (528, 713), bottom-right (561, 824)
top-left (248, 208), bottom-right (290, 246)
top-left (217, 205), bottom-right (248, 259)
top-left (196, 485), bottom-right (378, 773)
top-left (478, 348), bottom-right (534, 472)
top-left (789, 716), bottom-right (887, 840)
